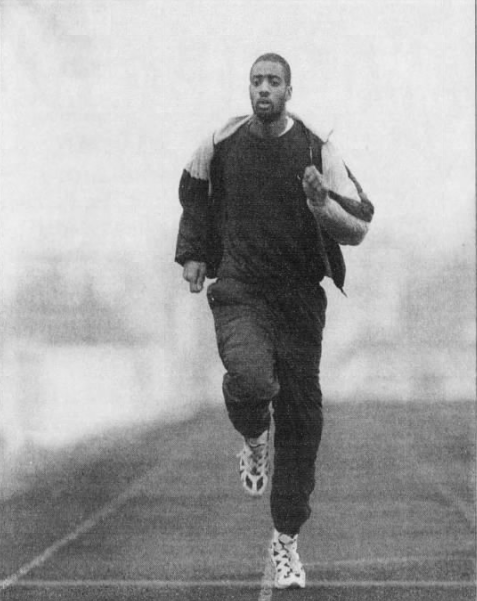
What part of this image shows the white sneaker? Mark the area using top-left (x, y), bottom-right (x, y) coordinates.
top-left (237, 430), bottom-right (269, 496)
top-left (270, 530), bottom-right (306, 589)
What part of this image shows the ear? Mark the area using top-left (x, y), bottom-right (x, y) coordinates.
top-left (286, 85), bottom-right (293, 101)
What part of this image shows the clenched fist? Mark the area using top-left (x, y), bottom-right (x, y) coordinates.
top-left (183, 260), bottom-right (207, 293)
top-left (302, 165), bottom-right (328, 207)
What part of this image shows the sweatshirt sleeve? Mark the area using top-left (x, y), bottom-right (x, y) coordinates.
top-left (174, 117), bottom-right (250, 272)
top-left (175, 169), bottom-right (210, 265)
top-left (174, 135), bottom-right (215, 266)
top-left (307, 196), bottom-right (369, 246)
top-left (307, 140), bottom-right (374, 246)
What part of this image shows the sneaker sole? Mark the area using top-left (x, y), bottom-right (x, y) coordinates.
top-left (270, 554), bottom-right (305, 589)
top-left (275, 582), bottom-right (305, 590)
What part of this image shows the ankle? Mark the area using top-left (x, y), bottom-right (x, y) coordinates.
top-left (273, 529), bottom-right (298, 543)
top-left (246, 430), bottom-right (268, 446)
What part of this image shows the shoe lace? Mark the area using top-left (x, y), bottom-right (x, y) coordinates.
top-left (273, 537), bottom-right (301, 575)
top-left (238, 441), bottom-right (267, 474)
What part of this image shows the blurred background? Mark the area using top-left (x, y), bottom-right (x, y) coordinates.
top-left (0, 0), bottom-right (475, 491)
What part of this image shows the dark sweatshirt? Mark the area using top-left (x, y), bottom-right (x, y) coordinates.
top-left (176, 115), bottom-right (374, 291)
top-left (211, 121), bottom-right (327, 290)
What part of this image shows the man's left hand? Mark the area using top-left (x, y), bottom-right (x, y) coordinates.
top-left (302, 165), bottom-right (328, 207)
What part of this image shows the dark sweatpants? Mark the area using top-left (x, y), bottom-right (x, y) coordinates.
top-left (207, 277), bottom-right (326, 536)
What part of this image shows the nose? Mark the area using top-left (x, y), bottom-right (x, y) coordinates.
top-left (258, 81), bottom-right (271, 96)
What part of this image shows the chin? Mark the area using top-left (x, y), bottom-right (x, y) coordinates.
top-left (255, 110), bottom-right (280, 124)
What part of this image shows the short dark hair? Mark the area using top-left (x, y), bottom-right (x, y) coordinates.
top-left (250, 53), bottom-right (292, 86)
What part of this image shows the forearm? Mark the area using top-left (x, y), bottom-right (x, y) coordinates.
top-left (175, 169), bottom-right (210, 266)
top-left (303, 153), bottom-right (373, 245)
top-left (307, 196), bottom-right (369, 246)
top-left (175, 215), bottom-right (209, 265)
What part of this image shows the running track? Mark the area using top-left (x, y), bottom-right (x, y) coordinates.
top-left (1, 400), bottom-right (475, 600)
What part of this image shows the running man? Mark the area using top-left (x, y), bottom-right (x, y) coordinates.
top-left (175, 53), bottom-right (374, 589)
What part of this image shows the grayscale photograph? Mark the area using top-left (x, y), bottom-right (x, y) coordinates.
top-left (0, 1), bottom-right (475, 600)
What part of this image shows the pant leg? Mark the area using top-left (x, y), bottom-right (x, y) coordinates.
top-left (269, 285), bottom-right (327, 535)
top-left (207, 279), bottom-right (279, 439)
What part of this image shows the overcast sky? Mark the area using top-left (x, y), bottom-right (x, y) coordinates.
top-left (1, 0), bottom-right (475, 263)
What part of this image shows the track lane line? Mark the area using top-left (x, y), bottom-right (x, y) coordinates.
top-left (257, 532), bottom-right (274, 601)
top-left (306, 552), bottom-right (475, 568)
top-left (10, 579), bottom-right (476, 588)
top-left (0, 465), bottom-right (162, 591)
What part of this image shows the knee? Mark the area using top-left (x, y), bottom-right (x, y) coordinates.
top-left (225, 367), bottom-right (279, 401)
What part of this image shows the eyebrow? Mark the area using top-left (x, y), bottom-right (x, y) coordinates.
top-left (251, 74), bottom-right (283, 81)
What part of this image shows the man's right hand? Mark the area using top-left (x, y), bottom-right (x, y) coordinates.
top-left (183, 261), bottom-right (207, 293)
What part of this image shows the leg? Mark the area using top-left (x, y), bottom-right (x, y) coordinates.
top-left (269, 286), bottom-right (327, 535)
top-left (207, 279), bottom-right (279, 438)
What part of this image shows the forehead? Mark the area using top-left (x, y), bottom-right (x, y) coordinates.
top-left (250, 60), bottom-right (286, 80)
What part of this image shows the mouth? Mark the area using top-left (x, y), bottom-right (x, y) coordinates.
top-left (256, 100), bottom-right (272, 109)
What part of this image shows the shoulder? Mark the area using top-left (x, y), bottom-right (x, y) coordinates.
top-left (211, 116), bottom-right (253, 164)
top-left (213, 115), bottom-right (252, 145)
top-left (288, 112), bottom-right (333, 143)
top-left (185, 116), bottom-right (250, 180)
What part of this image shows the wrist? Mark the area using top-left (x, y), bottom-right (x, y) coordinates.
top-left (184, 259), bottom-right (206, 267)
top-left (310, 190), bottom-right (328, 207)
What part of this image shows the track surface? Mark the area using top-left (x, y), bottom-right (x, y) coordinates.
top-left (1, 400), bottom-right (475, 600)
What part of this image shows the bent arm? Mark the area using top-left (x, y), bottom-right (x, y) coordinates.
top-left (303, 163), bottom-right (373, 246)
top-left (303, 139), bottom-right (374, 246)
top-left (307, 196), bottom-right (369, 246)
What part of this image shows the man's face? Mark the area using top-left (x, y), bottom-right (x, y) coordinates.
top-left (249, 61), bottom-right (292, 123)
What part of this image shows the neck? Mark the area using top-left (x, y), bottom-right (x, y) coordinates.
top-left (250, 113), bottom-right (288, 138)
